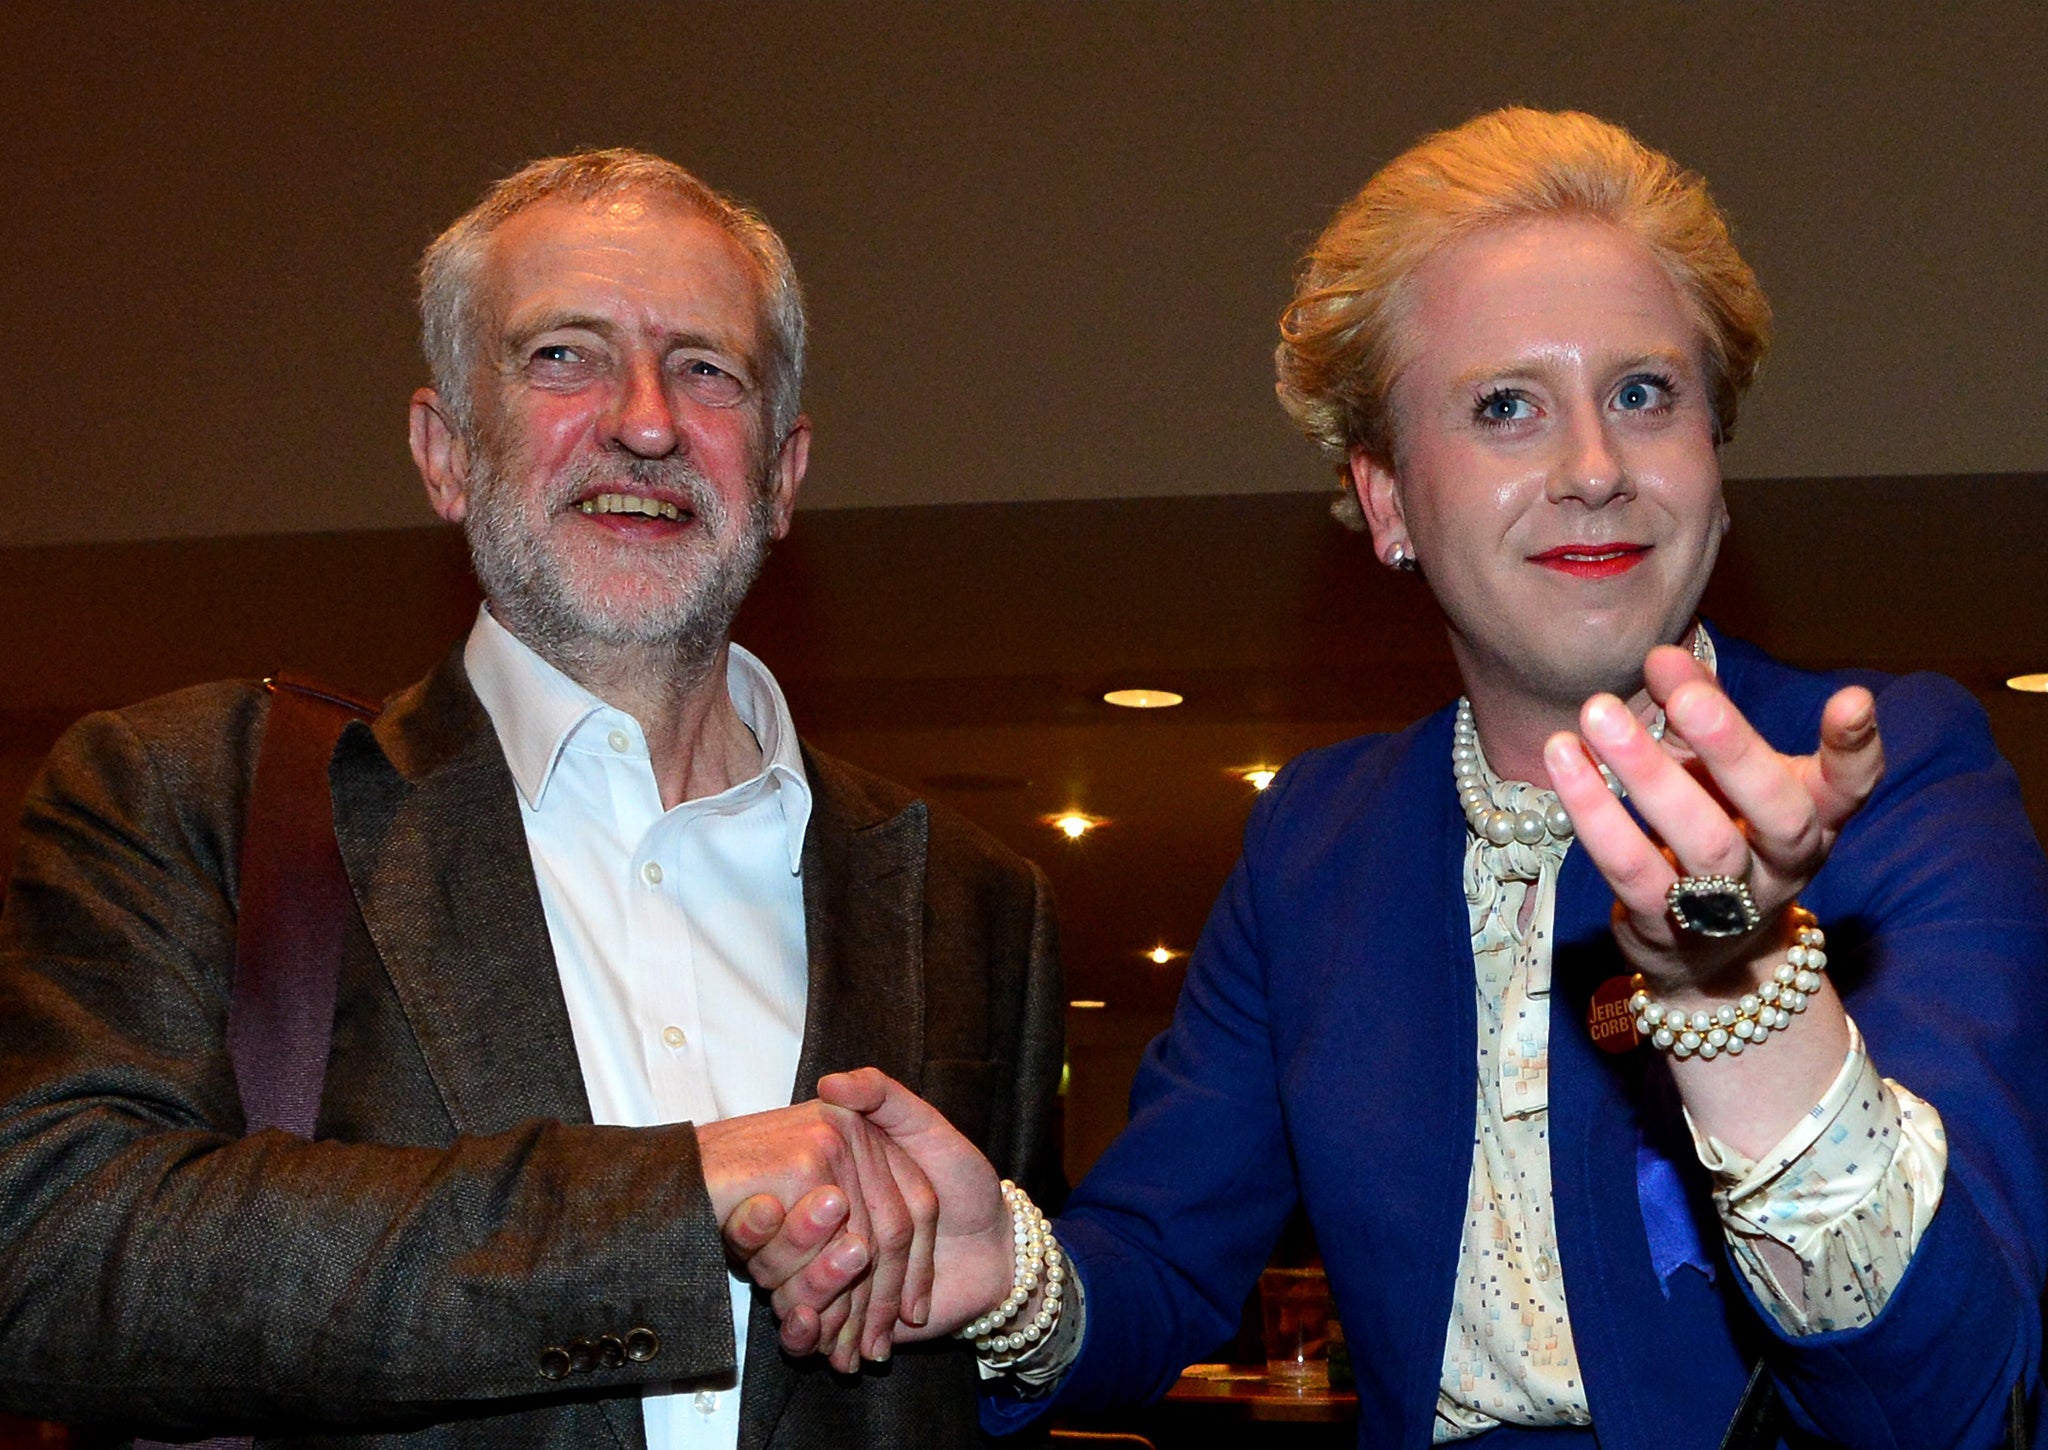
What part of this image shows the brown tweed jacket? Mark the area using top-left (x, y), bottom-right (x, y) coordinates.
top-left (0, 651), bottom-right (1063, 1448)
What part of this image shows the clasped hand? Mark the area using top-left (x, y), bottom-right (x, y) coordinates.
top-left (1542, 644), bottom-right (1884, 1004)
top-left (700, 1070), bottom-right (1011, 1373)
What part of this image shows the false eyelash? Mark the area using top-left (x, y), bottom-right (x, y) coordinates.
top-left (1617, 371), bottom-right (1679, 405)
top-left (1471, 387), bottom-right (1532, 428)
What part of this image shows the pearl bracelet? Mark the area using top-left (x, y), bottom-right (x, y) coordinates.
top-left (1629, 912), bottom-right (1828, 1060)
top-left (957, 1179), bottom-right (1065, 1362)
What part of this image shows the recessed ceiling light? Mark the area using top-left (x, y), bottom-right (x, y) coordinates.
top-left (1069, 999), bottom-right (1107, 1010)
top-left (1044, 811), bottom-right (1104, 839)
top-left (1240, 766), bottom-right (1279, 791)
top-left (1104, 688), bottom-right (1184, 709)
top-left (1144, 945), bottom-right (1184, 965)
top-left (2007, 673), bottom-right (2048, 693)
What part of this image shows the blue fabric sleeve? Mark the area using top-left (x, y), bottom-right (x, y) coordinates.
top-left (982, 763), bottom-right (1312, 1429)
top-left (1758, 669), bottom-right (2048, 1446)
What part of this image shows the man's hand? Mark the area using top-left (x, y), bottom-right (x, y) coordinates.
top-left (696, 1098), bottom-right (937, 1371)
top-left (723, 1070), bottom-right (1015, 1356)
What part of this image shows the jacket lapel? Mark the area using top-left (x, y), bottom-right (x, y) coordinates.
top-left (739, 746), bottom-right (930, 1450)
top-left (788, 747), bottom-right (929, 1100)
top-left (329, 649), bottom-right (594, 1137)
top-left (1301, 711), bottom-right (1483, 1442)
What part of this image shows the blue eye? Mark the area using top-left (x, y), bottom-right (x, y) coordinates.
top-left (1613, 376), bottom-right (1673, 411)
top-left (1475, 389), bottom-right (1535, 426)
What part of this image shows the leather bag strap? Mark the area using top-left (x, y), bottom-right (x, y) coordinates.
top-left (224, 675), bottom-right (378, 1138)
top-left (134, 675), bottom-right (378, 1450)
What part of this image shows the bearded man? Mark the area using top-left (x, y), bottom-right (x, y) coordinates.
top-left (0, 150), bottom-right (1062, 1450)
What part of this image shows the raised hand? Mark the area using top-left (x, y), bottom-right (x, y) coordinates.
top-left (1542, 643), bottom-right (1885, 1151)
top-left (696, 1096), bottom-right (937, 1371)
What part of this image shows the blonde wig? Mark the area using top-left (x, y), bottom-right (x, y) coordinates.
top-left (1275, 108), bottom-right (1771, 525)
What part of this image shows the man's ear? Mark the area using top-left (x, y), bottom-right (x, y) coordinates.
top-left (409, 388), bottom-right (473, 524)
top-left (1347, 447), bottom-right (1412, 567)
top-left (763, 415), bottom-right (811, 540)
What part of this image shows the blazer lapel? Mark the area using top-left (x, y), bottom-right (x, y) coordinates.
top-left (329, 651), bottom-right (594, 1137)
top-left (1297, 712), bottom-right (1481, 1441)
top-left (787, 748), bottom-right (929, 1100)
top-left (739, 746), bottom-right (930, 1450)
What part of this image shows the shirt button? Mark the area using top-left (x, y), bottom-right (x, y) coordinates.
top-left (1534, 1252), bottom-right (1555, 1282)
top-left (642, 861), bottom-right (663, 886)
top-left (662, 1025), bottom-right (686, 1049)
top-left (607, 728), bottom-right (630, 753)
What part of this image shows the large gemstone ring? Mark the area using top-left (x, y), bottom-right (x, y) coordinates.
top-left (1665, 874), bottom-right (1764, 938)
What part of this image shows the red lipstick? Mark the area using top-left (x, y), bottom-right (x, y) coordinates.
top-left (1528, 544), bottom-right (1649, 580)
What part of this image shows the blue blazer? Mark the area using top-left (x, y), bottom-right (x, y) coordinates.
top-left (1012, 632), bottom-right (2048, 1448)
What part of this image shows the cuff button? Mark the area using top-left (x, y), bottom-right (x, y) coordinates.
top-left (623, 1326), bottom-right (662, 1363)
top-left (598, 1333), bottom-right (626, 1369)
top-left (538, 1345), bottom-right (572, 1380)
top-left (568, 1336), bottom-right (599, 1374)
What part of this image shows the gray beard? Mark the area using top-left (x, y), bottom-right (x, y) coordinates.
top-left (461, 449), bottom-right (776, 688)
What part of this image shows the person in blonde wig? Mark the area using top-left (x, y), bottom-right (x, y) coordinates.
top-left (732, 108), bottom-right (2048, 1449)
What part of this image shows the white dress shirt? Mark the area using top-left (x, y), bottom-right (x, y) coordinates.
top-left (465, 607), bottom-right (813, 1450)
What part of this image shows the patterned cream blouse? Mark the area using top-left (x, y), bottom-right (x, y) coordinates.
top-left (1435, 680), bottom-right (1948, 1441)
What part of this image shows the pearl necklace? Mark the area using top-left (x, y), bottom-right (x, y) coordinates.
top-left (1454, 626), bottom-right (1708, 850)
top-left (1454, 698), bottom-right (1580, 847)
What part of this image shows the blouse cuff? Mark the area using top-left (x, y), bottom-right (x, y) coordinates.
top-left (976, 1251), bottom-right (1088, 1391)
top-left (1690, 1016), bottom-right (1949, 1334)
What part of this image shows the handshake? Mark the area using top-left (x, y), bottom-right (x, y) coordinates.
top-left (696, 1067), bottom-right (1022, 1374)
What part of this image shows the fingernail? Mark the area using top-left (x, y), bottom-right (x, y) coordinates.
top-left (1543, 734), bottom-right (1585, 778)
top-left (1583, 695), bottom-right (1630, 742)
top-left (1681, 688), bottom-right (1729, 733)
top-left (829, 1240), bottom-right (868, 1274)
top-left (909, 1294), bottom-right (930, 1327)
top-left (868, 1334), bottom-right (891, 1362)
top-left (1841, 696), bottom-right (1875, 742)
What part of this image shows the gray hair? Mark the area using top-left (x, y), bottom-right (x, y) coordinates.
top-left (418, 148), bottom-right (807, 448)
